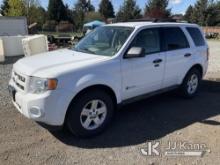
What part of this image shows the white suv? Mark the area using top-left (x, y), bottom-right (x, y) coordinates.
top-left (9, 22), bottom-right (209, 137)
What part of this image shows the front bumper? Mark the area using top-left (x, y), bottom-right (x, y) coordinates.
top-left (9, 79), bottom-right (73, 126)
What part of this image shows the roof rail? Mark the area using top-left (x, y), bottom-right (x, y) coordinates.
top-left (127, 18), bottom-right (155, 22)
top-left (128, 18), bottom-right (177, 23)
top-left (153, 18), bottom-right (177, 22)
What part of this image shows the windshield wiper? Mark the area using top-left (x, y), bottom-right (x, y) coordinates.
top-left (83, 48), bottom-right (96, 54)
top-left (75, 47), bottom-right (95, 54)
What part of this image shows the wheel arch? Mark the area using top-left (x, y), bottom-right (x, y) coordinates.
top-left (73, 84), bottom-right (118, 105)
top-left (188, 64), bottom-right (203, 77)
top-left (64, 84), bottom-right (118, 124)
top-left (181, 64), bottom-right (203, 84)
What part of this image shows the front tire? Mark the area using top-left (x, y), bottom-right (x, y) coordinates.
top-left (180, 68), bottom-right (201, 98)
top-left (66, 89), bottom-right (114, 137)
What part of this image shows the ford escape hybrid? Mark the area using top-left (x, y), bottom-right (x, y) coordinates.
top-left (9, 22), bottom-right (209, 137)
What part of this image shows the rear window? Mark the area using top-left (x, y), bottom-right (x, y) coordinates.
top-left (186, 27), bottom-right (205, 47)
top-left (162, 27), bottom-right (189, 51)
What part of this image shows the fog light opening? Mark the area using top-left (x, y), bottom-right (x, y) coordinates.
top-left (29, 106), bottom-right (43, 118)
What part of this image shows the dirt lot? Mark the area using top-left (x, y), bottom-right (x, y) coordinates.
top-left (0, 41), bottom-right (220, 165)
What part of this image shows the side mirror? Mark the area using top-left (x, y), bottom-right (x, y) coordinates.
top-left (124, 47), bottom-right (145, 59)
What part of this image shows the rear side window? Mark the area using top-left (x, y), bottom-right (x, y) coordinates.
top-left (186, 27), bottom-right (205, 47)
top-left (162, 27), bottom-right (189, 51)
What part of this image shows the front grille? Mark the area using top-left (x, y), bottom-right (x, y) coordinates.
top-left (12, 71), bottom-right (26, 91)
top-left (14, 72), bottom-right (26, 82)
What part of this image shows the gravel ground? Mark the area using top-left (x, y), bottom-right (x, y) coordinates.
top-left (0, 41), bottom-right (220, 165)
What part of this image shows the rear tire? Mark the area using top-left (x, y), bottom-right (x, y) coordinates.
top-left (66, 89), bottom-right (114, 137)
top-left (179, 68), bottom-right (201, 98)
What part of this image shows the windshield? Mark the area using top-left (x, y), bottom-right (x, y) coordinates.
top-left (74, 26), bottom-right (134, 56)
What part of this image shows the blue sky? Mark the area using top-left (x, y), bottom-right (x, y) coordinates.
top-left (0, 0), bottom-right (198, 14)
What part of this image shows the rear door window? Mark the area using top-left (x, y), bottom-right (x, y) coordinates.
top-left (186, 27), bottom-right (205, 47)
top-left (162, 27), bottom-right (190, 51)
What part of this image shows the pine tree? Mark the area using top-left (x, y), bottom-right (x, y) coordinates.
top-left (48, 0), bottom-right (68, 22)
top-left (48, 0), bottom-right (58, 20)
top-left (0, 0), bottom-right (9, 16)
top-left (145, 0), bottom-right (170, 19)
top-left (206, 1), bottom-right (220, 26)
top-left (73, 0), bottom-right (95, 30)
top-left (75, 0), bottom-right (95, 13)
top-left (216, 1), bottom-right (220, 26)
top-left (87, 0), bottom-right (95, 12)
top-left (99, 0), bottom-right (115, 20)
top-left (65, 4), bottom-right (74, 23)
top-left (116, 0), bottom-right (142, 22)
top-left (184, 5), bottom-right (194, 23)
top-left (191, 0), bottom-right (208, 26)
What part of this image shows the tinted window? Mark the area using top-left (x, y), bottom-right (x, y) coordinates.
top-left (162, 27), bottom-right (189, 51)
top-left (130, 28), bottom-right (160, 54)
top-left (186, 27), bottom-right (205, 46)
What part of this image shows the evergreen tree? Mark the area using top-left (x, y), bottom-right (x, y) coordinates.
top-left (73, 0), bottom-right (95, 30)
top-left (145, 0), bottom-right (170, 19)
top-left (99, 0), bottom-right (115, 20)
top-left (48, 0), bottom-right (58, 20)
top-left (191, 0), bottom-right (208, 26)
top-left (74, 0), bottom-right (95, 13)
top-left (87, 0), bottom-right (95, 12)
top-left (0, 0), bottom-right (9, 16)
top-left (206, 1), bottom-right (220, 26)
top-left (184, 5), bottom-right (194, 23)
top-left (73, 0), bottom-right (87, 30)
top-left (48, 0), bottom-right (68, 22)
top-left (216, 1), bottom-right (220, 26)
top-left (116, 0), bottom-right (142, 22)
top-left (65, 4), bottom-right (74, 23)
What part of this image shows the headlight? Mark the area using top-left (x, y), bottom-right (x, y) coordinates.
top-left (29, 77), bottom-right (58, 94)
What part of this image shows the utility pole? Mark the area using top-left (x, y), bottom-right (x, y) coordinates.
top-left (26, 0), bottom-right (31, 25)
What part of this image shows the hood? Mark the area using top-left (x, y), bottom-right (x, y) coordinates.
top-left (13, 49), bottom-right (109, 77)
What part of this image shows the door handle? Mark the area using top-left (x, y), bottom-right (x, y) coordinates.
top-left (153, 59), bottom-right (163, 64)
top-left (184, 53), bottom-right (192, 57)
